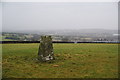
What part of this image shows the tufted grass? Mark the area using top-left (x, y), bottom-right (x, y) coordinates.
top-left (2, 43), bottom-right (118, 78)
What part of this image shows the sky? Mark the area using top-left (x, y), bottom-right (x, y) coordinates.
top-left (1, 0), bottom-right (119, 2)
top-left (1, 2), bottom-right (118, 31)
top-left (0, 3), bottom-right (2, 33)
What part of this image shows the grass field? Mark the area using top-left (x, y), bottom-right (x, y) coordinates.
top-left (2, 43), bottom-right (118, 78)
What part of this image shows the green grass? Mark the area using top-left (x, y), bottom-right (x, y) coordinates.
top-left (2, 43), bottom-right (118, 78)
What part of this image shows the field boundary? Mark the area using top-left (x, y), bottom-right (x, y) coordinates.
top-left (0, 41), bottom-right (119, 44)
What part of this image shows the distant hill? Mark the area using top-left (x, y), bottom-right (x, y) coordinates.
top-left (2, 29), bottom-right (118, 42)
top-left (3, 29), bottom-right (118, 36)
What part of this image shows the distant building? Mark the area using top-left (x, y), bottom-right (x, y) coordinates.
top-left (113, 34), bottom-right (120, 36)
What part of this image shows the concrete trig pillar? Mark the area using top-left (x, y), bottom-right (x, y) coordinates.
top-left (38, 36), bottom-right (55, 62)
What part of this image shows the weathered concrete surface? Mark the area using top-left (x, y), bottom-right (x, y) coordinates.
top-left (38, 36), bottom-right (55, 62)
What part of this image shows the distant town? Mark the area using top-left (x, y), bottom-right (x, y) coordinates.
top-left (1, 29), bottom-right (119, 42)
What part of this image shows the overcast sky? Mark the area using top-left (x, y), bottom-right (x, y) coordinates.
top-left (2, 2), bottom-right (118, 31)
top-left (1, 0), bottom-right (119, 2)
top-left (0, 3), bottom-right (2, 32)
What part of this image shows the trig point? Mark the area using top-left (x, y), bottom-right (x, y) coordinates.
top-left (38, 36), bottom-right (55, 62)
